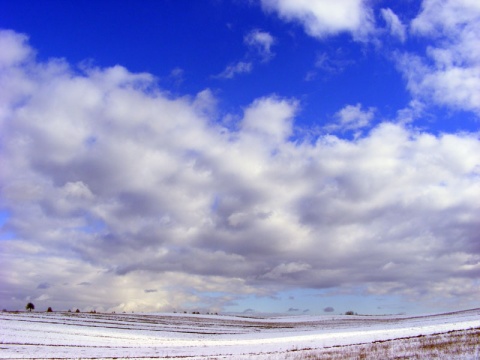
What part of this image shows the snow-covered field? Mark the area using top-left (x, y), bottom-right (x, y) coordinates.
top-left (1, 308), bottom-right (479, 359)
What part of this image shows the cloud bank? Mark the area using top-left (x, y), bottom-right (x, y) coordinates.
top-left (1, 28), bottom-right (480, 313)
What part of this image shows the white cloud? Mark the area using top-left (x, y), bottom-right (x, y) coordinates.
top-left (263, 262), bottom-right (312, 280)
top-left (0, 30), bottom-right (32, 67)
top-left (215, 61), bottom-right (252, 79)
top-left (395, 100), bottom-right (426, 124)
top-left (1, 30), bottom-right (480, 312)
top-left (398, 0), bottom-right (480, 115)
top-left (325, 103), bottom-right (375, 132)
top-left (216, 30), bottom-right (275, 79)
top-left (244, 29), bottom-right (276, 62)
top-left (381, 8), bottom-right (406, 42)
top-left (410, 0), bottom-right (480, 37)
top-left (241, 96), bottom-right (297, 144)
top-left (260, 0), bottom-right (375, 40)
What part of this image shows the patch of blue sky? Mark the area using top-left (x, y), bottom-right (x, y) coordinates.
top-left (0, 231), bottom-right (15, 240)
top-left (76, 216), bottom-right (107, 234)
top-left (0, 210), bottom-right (9, 227)
top-left (0, 210), bottom-right (15, 240)
top-left (226, 288), bottom-right (427, 316)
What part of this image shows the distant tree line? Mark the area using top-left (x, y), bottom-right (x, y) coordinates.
top-left (20, 303), bottom-right (219, 315)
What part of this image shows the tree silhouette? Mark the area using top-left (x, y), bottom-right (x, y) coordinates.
top-left (26, 302), bottom-right (35, 312)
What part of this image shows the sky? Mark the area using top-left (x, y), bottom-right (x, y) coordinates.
top-left (0, 0), bottom-right (479, 316)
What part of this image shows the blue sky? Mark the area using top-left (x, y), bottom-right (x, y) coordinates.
top-left (1, 0), bottom-right (479, 315)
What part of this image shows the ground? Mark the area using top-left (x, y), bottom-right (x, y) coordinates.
top-left (1, 308), bottom-right (479, 359)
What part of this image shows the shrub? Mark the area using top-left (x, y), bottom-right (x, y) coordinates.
top-left (47, 307), bottom-right (53, 312)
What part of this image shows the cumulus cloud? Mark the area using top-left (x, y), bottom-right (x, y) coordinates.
top-left (260, 0), bottom-right (375, 40)
top-left (244, 29), bottom-right (276, 62)
top-left (398, 0), bottom-right (480, 115)
top-left (0, 29), bottom-right (32, 67)
top-left (241, 96), bottom-right (297, 144)
top-left (1, 30), bottom-right (480, 312)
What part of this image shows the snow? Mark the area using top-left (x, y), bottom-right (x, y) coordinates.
top-left (1, 308), bottom-right (480, 359)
